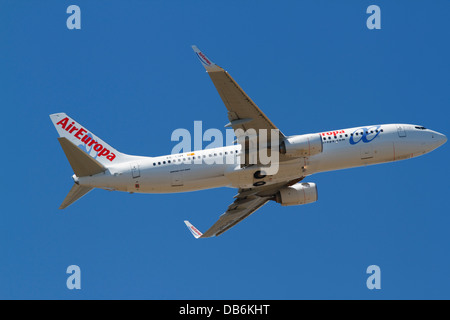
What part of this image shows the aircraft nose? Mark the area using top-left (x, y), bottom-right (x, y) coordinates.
top-left (431, 131), bottom-right (447, 149)
top-left (437, 133), bottom-right (447, 146)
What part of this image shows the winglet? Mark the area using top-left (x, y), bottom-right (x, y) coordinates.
top-left (191, 45), bottom-right (223, 72)
top-left (184, 220), bottom-right (203, 239)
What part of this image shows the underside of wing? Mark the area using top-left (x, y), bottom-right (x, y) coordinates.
top-left (192, 46), bottom-right (289, 165)
top-left (201, 196), bottom-right (269, 238)
top-left (208, 70), bottom-right (284, 139)
top-left (185, 179), bottom-right (302, 238)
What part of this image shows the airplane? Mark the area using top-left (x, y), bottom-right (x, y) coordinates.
top-left (50, 45), bottom-right (447, 238)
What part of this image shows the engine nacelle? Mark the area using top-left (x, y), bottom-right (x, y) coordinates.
top-left (279, 133), bottom-right (323, 157)
top-left (275, 182), bottom-right (318, 206)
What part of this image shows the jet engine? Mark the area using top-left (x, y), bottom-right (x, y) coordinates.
top-left (279, 134), bottom-right (323, 157)
top-left (274, 182), bottom-right (318, 206)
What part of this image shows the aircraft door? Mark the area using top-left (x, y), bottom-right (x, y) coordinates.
top-left (171, 171), bottom-right (184, 186)
top-left (130, 163), bottom-right (140, 179)
top-left (397, 125), bottom-right (407, 138)
top-left (360, 145), bottom-right (374, 159)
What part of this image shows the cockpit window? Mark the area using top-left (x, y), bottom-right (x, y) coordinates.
top-left (415, 126), bottom-right (427, 130)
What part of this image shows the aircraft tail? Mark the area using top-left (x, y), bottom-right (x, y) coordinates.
top-left (50, 113), bottom-right (128, 171)
top-left (60, 184), bottom-right (94, 209)
top-left (50, 113), bottom-right (135, 209)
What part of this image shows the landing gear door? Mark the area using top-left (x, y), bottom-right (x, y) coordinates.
top-left (130, 163), bottom-right (140, 179)
top-left (397, 125), bottom-right (407, 138)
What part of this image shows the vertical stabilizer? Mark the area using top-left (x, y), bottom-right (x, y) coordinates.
top-left (57, 137), bottom-right (105, 177)
top-left (50, 113), bottom-right (128, 166)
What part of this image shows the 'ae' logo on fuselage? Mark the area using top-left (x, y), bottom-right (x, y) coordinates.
top-left (349, 126), bottom-right (381, 145)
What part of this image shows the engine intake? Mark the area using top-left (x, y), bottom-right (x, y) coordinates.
top-left (275, 182), bottom-right (318, 206)
top-left (280, 133), bottom-right (323, 157)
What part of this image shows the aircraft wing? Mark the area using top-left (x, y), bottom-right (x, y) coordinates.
top-left (185, 196), bottom-right (268, 238)
top-left (184, 180), bottom-right (301, 238)
top-left (192, 46), bottom-right (286, 163)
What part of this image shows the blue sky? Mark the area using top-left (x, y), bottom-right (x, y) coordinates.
top-left (0, 0), bottom-right (449, 299)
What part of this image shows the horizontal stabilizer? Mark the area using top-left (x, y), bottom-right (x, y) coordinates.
top-left (60, 184), bottom-right (94, 209)
top-left (58, 137), bottom-right (105, 177)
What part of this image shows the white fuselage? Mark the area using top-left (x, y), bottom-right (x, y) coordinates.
top-left (76, 123), bottom-right (446, 193)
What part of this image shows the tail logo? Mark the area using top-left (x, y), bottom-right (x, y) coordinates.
top-left (56, 117), bottom-right (116, 161)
